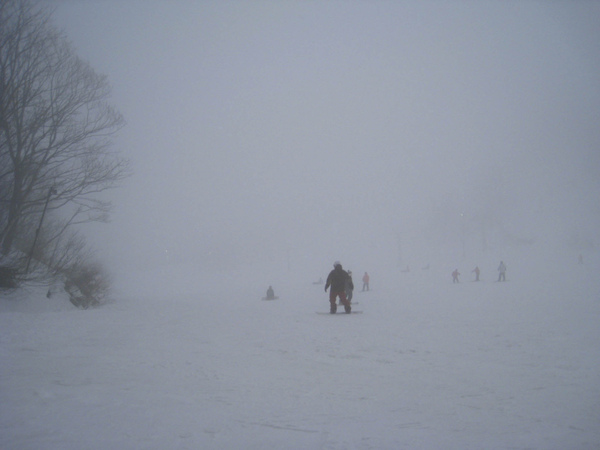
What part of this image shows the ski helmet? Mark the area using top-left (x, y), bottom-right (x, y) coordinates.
top-left (333, 261), bottom-right (341, 268)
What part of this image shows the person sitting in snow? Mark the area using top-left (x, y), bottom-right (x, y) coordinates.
top-left (325, 261), bottom-right (352, 314)
top-left (266, 286), bottom-right (275, 300)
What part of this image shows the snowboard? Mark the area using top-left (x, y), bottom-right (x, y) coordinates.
top-left (262, 296), bottom-right (279, 301)
top-left (316, 311), bottom-right (363, 315)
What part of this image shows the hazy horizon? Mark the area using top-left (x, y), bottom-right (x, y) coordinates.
top-left (52, 1), bottom-right (600, 280)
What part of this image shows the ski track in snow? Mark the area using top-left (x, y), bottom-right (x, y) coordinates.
top-left (1, 255), bottom-right (600, 449)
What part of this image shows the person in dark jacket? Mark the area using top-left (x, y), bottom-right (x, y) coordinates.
top-left (497, 261), bottom-right (507, 282)
top-left (452, 269), bottom-right (460, 283)
top-left (344, 270), bottom-right (354, 305)
top-left (266, 286), bottom-right (275, 300)
top-left (325, 261), bottom-right (352, 314)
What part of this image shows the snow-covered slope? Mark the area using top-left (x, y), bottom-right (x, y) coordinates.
top-left (1, 248), bottom-right (599, 449)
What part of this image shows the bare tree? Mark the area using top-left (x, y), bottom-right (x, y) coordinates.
top-left (0, 0), bottom-right (130, 257)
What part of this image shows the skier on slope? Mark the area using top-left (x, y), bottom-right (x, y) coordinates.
top-left (325, 261), bottom-right (352, 314)
top-left (497, 261), bottom-right (507, 282)
top-left (362, 272), bottom-right (370, 291)
top-left (452, 269), bottom-right (460, 283)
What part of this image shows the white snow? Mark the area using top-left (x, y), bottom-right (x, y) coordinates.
top-left (1, 248), bottom-right (600, 449)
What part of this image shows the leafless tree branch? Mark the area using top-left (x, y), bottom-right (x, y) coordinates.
top-left (0, 0), bottom-right (130, 257)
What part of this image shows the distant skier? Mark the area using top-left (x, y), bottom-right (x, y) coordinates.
top-left (325, 261), bottom-right (352, 314)
top-left (497, 261), bottom-right (507, 282)
top-left (472, 266), bottom-right (480, 281)
top-left (266, 286), bottom-right (275, 300)
top-left (362, 272), bottom-right (370, 291)
top-left (452, 269), bottom-right (460, 283)
top-left (343, 270), bottom-right (354, 305)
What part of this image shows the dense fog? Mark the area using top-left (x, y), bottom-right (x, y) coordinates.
top-left (4, 4), bottom-right (600, 446)
top-left (53, 1), bottom-right (600, 283)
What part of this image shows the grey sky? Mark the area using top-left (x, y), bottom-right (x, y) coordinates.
top-left (53, 1), bottom-right (600, 276)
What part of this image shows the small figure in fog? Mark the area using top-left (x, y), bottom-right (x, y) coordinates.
top-left (472, 266), bottom-right (480, 282)
top-left (343, 270), bottom-right (354, 305)
top-left (266, 286), bottom-right (275, 300)
top-left (362, 272), bottom-right (370, 291)
top-left (452, 269), bottom-right (460, 283)
top-left (497, 261), bottom-right (507, 282)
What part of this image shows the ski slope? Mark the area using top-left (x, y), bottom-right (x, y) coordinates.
top-left (1, 250), bottom-right (599, 449)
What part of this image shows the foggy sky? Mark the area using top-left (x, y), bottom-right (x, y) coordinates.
top-left (53, 1), bottom-right (600, 277)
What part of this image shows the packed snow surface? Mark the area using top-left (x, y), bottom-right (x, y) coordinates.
top-left (2, 251), bottom-right (600, 449)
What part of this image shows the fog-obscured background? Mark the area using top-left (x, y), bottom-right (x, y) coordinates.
top-left (53, 1), bottom-right (600, 283)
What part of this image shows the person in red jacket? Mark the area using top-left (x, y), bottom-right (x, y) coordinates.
top-left (325, 261), bottom-right (352, 314)
top-left (362, 272), bottom-right (370, 291)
